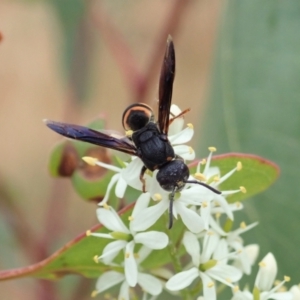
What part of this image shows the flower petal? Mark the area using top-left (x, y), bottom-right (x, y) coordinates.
top-left (173, 145), bottom-right (195, 161)
top-left (100, 173), bottom-right (120, 204)
top-left (115, 176), bottom-right (127, 198)
top-left (214, 194), bottom-right (233, 220)
top-left (166, 267), bottom-right (199, 291)
top-left (121, 157), bottom-right (145, 191)
top-left (181, 185), bottom-right (215, 204)
top-left (131, 192), bottom-right (151, 218)
top-left (95, 270), bottom-right (125, 293)
top-left (267, 292), bottom-right (293, 300)
top-left (200, 200), bottom-right (211, 230)
top-left (96, 207), bottom-right (130, 233)
top-left (100, 240), bottom-right (127, 264)
top-left (138, 273), bottom-right (163, 296)
top-left (255, 252), bottom-right (277, 291)
top-left (183, 231), bottom-right (200, 266)
top-left (124, 241), bottom-right (138, 287)
top-left (213, 238), bottom-right (228, 262)
top-left (168, 104), bottom-right (185, 135)
top-left (175, 201), bottom-right (204, 233)
top-left (118, 280), bottom-right (130, 300)
top-left (206, 264), bottom-right (242, 286)
top-left (134, 231), bottom-right (168, 249)
top-left (201, 232), bottom-right (219, 262)
top-left (199, 272), bottom-right (216, 300)
top-left (130, 200), bottom-right (169, 231)
top-left (168, 126), bottom-right (194, 145)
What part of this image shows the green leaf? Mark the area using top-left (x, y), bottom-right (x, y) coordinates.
top-left (198, 0), bottom-right (300, 286)
top-left (0, 203), bottom-right (184, 281)
top-left (208, 153), bottom-right (279, 203)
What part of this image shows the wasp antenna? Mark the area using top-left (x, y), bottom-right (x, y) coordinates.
top-left (168, 189), bottom-right (176, 229)
top-left (185, 180), bottom-right (221, 195)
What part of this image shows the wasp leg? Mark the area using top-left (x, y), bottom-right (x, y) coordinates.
top-left (169, 108), bottom-right (191, 125)
top-left (139, 165), bottom-right (147, 193)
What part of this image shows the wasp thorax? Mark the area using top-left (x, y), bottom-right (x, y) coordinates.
top-left (156, 160), bottom-right (189, 192)
top-left (122, 103), bottom-right (154, 131)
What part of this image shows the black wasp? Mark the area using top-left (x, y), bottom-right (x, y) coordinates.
top-left (45, 36), bottom-right (221, 229)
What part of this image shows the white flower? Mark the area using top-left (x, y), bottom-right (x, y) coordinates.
top-left (88, 202), bottom-right (168, 286)
top-left (168, 123), bottom-right (195, 161)
top-left (168, 104), bottom-right (185, 135)
top-left (82, 156), bottom-right (149, 205)
top-left (92, 270), bottom-right (163, 299)
top-left (208, 218), bottom-right (259, 275)
top-left (130, 179), bottom-right (218, 233)
top-left (192, 147), bottom-right (246, 226)
top-left (255, 253), bottom-right (278, 291)
top-left (166, 231), bottom-right (242, 300)
top-left (231, 253), bottom-right (292, 300)
top-left (290, 285), bottom-right (300, 300)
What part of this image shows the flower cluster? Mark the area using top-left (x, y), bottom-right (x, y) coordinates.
top-left (83, 105), bottom-right (294, 300)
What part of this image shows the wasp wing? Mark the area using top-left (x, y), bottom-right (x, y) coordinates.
top-left (158, 35), bottom-right (175, 135)
top-left (44, 120), bottom-right (138, 156)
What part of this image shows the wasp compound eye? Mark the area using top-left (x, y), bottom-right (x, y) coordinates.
top-left (122, 103), bottom-right (154, 131)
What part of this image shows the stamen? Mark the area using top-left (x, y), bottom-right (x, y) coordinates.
top-left (153, 193), bottom-right (162, 201)
top-left (125, 252), bottom-right (130, 258)
top-left (128, 216), bottom-right (134, 221)
top-left (200, 159), bottom-right (206, 165)
top-left (207, 231), bottom-right (214, 236)
top-left (240, 186), bottom-right (247, 193)
top-left (93, 255), bottom-right (99, 264)
top-left (274, 280), bottom-right (281, 286)
top-left (213, 176), bottom-right (220, 182)
top-left (86, 230), bottom-right (91, 236)
top-left (202, 201), bottom-right (208, 208)
top-left (203, 150), bottom-right (214, 175)
top-left (82, 156), bottom-right (97, 166)
top-left (240, 222), bottom-right (246, 229)
top-left (208, 147), bottom-right (217, 152)
top-left (215, 212), bottom-right (221, 219)
top-left (259, 261), bottom-right (266, 268)
top-left (125, 130), bottom-right (133, 137)
top-left (102, 203), bottom-right (110, 209)
top-left (194, 172), bottom-right (206, 181)
top-left (207, 282), bottom-right (214, 288)
top-left (233, 285), bottom-right (239, 292)
top-left (187, 123), bottom-right (193, 129)
top-left (134, 253), bottom-right (139, 259)
top-left (237, 161), bottom-right (242, 171)
top-left (189, 147), bottom-right (194, 154)
top-left (91, 290), bottom-right (98, 298)
top-left (284, 276), bottom-right (291, 282)
top-left (226, 278), bottom-right (232, 283)
top-left (235, 201), bottom-right (241, 208)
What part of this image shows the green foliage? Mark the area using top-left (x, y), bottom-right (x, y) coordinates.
top-left (198, 0), bottom-right (300, 283)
